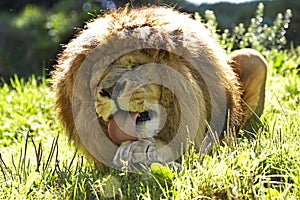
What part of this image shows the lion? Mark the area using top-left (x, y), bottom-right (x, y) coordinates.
top-left (52, 6), bottom-right (267, 171)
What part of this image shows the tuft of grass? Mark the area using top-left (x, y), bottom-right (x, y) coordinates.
top-left (0, 75), bottom-right (57, 147)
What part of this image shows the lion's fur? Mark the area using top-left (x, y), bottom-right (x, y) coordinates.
top-left (52, 6), bottom-right (266, 169)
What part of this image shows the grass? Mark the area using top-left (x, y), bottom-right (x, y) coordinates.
top-left (0, 49), bottom-right (299, 199)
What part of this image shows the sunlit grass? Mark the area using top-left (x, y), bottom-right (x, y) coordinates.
top-left (0, 51), bottom-right (299, 199)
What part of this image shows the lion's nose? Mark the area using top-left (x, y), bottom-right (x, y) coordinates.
top-left (136, 111), bottom-right (152, 123)
top-left (114, 80), bottom-right (146, 112)
top-left (113, 80), bottom-right (126, 98)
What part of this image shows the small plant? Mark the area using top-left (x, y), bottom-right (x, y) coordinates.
top-left (199, 3), bottom-right (293, 53)
top-left (198, 2), bottom-right (299, 77)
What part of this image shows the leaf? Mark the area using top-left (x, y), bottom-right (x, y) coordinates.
top-left (150, 163), bottom-right (175, 180)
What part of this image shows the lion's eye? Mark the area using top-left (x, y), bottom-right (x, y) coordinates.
top-left (99, 89), bottom-right (111, 98)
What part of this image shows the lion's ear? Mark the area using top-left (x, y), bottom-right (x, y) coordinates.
top-left (229, 49), bottom-right (267, 132)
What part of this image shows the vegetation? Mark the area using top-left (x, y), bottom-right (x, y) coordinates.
top-left (0, 0), bottom-right (104, 80)
top-left (0, 3), bottom-right (299, 199)
top-left (0, 0), bottom-right (299, 80)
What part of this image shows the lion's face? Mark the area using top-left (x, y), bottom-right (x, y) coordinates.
top-left (95, 51), bottom-right (172, 145)
top-left (91, 48), bottom-right (211, 169)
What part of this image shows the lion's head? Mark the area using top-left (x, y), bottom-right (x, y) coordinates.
top-left (52, 6), bottom-right (266, 171)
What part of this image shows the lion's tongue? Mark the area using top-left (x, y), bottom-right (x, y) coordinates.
top-left (108, 111), bottom-right (139, 144)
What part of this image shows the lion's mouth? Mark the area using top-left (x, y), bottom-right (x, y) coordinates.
top-left (108, 110), bottom-right (152, 144)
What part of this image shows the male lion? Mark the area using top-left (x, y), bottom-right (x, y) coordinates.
top-left (52, 6), bottom-right (267, 171)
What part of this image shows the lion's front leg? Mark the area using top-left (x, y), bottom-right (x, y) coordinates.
top-left (113, 139), bottom-right (173, 170)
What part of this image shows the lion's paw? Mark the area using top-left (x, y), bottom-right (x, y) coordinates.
top-left (113, 139), bottom-right (170, 171)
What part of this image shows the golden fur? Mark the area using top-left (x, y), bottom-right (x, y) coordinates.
top-left (52, 6), bottom-right (267, 170)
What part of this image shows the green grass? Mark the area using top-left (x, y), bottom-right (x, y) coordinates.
top-left (0, 49), bottom-right (299, 199)
top-left (1, 5), bottom-right (300, 198)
